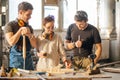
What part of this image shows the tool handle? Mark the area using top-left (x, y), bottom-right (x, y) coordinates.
top-left (23, 35), bottom-right (26, 59)
top-left (78, 35), bottom-right (81, 54)
top-left (23, 35), bottom-right (26, 69)
top-left (78, 35), bottom-right (80, 41)
top-left (18, 68), bottom-right (30, 74)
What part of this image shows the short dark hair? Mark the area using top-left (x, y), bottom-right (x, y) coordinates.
top-left (74, 10), bottom-right (88, 22)
top-left (18, 1), bottom-right (33, 11)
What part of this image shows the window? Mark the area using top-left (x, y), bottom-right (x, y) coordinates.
top-left (78, 0), bottom-right (97, 27)
top-left (63, 0), bottom-right (97, 29)
top-left (9, 0), bottom-right (98, 30)
top-left (63, 0), bottom-right (77, 29)
top-left (9, 0), bottom-right (42, 30)
top-left (44, 6), bottom-right (59, 29)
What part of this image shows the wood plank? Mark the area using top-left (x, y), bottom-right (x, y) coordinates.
top-left (81, 71), bottom-right (112, 78)
top-left (46, 78), bottom-right (92, 80)
top-left (0, 78), bottom-right (39, 80)
top-left (102, 67), bottom-right (120, 73)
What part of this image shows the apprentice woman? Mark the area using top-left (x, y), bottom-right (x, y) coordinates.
top-left (36, 15), bottom-right (71, 71)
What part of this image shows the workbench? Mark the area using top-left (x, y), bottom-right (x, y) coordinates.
top-left (93, 72), bottom-right (120, 80)
top-left (0, 68), bottom-right (120, 80)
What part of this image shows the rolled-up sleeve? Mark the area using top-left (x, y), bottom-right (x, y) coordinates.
top-left (65, 25), bottom-right (72, 41)
top-left (4, 22), bottom-right (13, 33)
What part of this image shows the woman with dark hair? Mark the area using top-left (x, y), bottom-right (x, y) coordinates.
top-left (36, 15), bottom-right (71, 71)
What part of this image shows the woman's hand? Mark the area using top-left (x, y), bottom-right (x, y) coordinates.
top-left (64, 60), bottom-right (72, 69)
top-left (37, 51), bottom-right (47, 58)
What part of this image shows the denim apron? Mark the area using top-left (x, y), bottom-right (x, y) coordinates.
top-left (9, 36), bottom-right (34, 70)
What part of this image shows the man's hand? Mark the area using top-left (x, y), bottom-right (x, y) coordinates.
top-left (64, 40), bottom-right (82, 50)
top-left (75, 40), bottom-right (82, 48)
top-left (20, 27), bottom-right (31, 35)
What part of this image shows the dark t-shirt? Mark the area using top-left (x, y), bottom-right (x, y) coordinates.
top-left (4, 19), bottom-right (33, 52)
top-left (65, 23), bottom-right (101, 57)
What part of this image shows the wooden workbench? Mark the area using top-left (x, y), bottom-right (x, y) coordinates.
top-left (0, 68), bottom-right (120, 80)
top-left (0, 69), bottom-right (91, 80)
top-left (0, 72), bottom-right (92, 80)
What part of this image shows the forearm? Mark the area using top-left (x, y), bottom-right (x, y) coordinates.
top-left (59, 45), bottom-right (67, 62)
top-left (6, 29), bottom-right (21, 46)
top-left (59, 50), bottom-right (67, 63)
top-left (28, 34), bottom-right (37, 48)
top-left (94, 44), bottom-right (102, 63)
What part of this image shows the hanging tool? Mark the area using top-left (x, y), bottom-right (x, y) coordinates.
top-left (23, 35), bottom-right (26, 69)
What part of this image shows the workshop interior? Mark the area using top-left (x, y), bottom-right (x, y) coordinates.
top-left (0, 0), bottom-right (120, 80)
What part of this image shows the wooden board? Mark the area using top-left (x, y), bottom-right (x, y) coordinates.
top-left (102, 67), bottom-right (120, 73)
top-left (46, 69), bottom-right (75, 74)
top-left (46, 78), bottom-right (92, 80)
top-left (81, 71), bottom-right (112, 78)
top-left (0, 78), bottom-right (39, 80)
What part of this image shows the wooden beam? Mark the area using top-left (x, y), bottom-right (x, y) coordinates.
top-left (44, 0), bottom-right (58, 5)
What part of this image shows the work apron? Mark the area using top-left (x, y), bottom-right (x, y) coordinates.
top-left (9, 36), bottom-right (34, 70)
